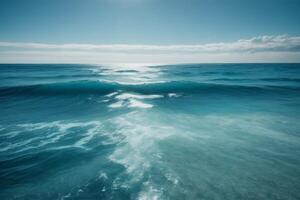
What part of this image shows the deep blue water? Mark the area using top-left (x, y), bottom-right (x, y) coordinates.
top-left (0, 63), bottom-right (300, 200)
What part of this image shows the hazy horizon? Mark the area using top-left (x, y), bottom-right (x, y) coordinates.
top-left (1, 0), bottom-right (300, 64)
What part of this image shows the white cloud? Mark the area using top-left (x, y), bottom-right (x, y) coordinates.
top-left (0, 35), bottom-right (300, 64)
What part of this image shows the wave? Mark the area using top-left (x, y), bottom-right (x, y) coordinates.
top-left (106, 93), bottom-right (162, 109)
top-left (260, 78), bottom-right (300, 82)
top-left (0, 80), bottom-right (298, 96)
top-left (0, 121), bottom-right (101, 153)
top-left (212, 77), bottom-right (300, 82)
top-left (115, 70), bottom-right (139, 73)
top-left (0, 74), bottom-right (102, 80)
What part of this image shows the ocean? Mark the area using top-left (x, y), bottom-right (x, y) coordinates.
top-left (0, 63), bottom-right (300, 200)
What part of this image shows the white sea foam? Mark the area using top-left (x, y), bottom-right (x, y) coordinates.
top-left (1, 121), bottom-right (102, 153)
top-left (128, 99), bottom-right (153, 108)
top-left (74, 125), bottom-right (101, 147)
top-left (18, 121), bottom-right (65, 131)
top-left (108, 112), bottom-right (173, 180)
top-left (98, 172), bottom-right (108, 180)
top-left (165, 173), bottom-right (179, 185)
top-left (109, 100), bottom-right (124, 108)
top-left (138, 184), bottom-right (162, 200)
top-left (99, 99), bottom-right (109, 103)
top-left (106, 91), bottom-right (119, 97)
top-left (61, 193), bottom-right (72, 199)
top-left (88, 68), bottom-right (102, 73)
top-left (0, 130), bottom-right (21, 138)
top-left (168, 93), bottom-right (181, 97)
top-left (108, 93), bottom-right (162, 109)
top-left (105, 112), bottom-right (299, 198)
top-left (115, 93), bottom-right (163, 100)
top-left (18, 122), bottom-right (52, 131)
top-left (102, 79), bottom-right (166, 86)
top-left (0, 134), bottom-right (46, 152)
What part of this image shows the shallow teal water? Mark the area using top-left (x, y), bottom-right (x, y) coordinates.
top-left (0, 63), bottom-right (300, 200)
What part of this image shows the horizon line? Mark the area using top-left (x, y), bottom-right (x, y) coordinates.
top-left (1, 35), bottom-right (300, 64)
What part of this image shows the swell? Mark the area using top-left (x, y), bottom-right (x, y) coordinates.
top-left (212, 78), bottom-right (300, 82)
top-left (0, 80), bottom-right (298, 96)
top-left (0, 74), bottom-right (102, 79)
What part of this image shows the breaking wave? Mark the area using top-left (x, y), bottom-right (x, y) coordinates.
top-left (0, 80), bottom-right (298, 96)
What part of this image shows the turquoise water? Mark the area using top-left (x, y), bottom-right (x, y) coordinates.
top-left (0, 63), bottom-right (300, 200)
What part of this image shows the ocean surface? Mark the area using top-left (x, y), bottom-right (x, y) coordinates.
top-left (0, 63), bottom-right (300, 200)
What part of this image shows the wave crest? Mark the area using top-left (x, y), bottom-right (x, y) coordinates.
top-left (0, 80), bottom-right (297, 96)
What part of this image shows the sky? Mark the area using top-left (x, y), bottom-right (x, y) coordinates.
top-left (0, 0), bottom-right (300, 64)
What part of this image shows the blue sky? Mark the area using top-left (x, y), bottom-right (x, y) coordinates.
top-left (0, 0), bottom-right (300, 63)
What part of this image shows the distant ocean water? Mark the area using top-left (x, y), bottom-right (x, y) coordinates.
top-left (0, 63), bottom-right (300, 200)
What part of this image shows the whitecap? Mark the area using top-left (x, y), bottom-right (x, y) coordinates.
top-left (99, 99), bottom-right (110, 103)
top-left (128, 99), bottom-right (153, 108)
top-left (102, 79), bottom-right (166, 86)
top-left (108, 93), bottom-right (163, 109)
top-left (98, 172), bottom-right (108, 180)
top-left (109, 101), bottom-right (124, 108)
top-left (115, 93), bottom-right (163, 100)
top-left (168, 93), bottom-right (181, 97)
top-left (106, 91), bottom-right (119, 97)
